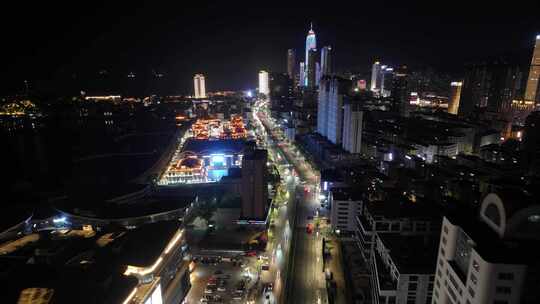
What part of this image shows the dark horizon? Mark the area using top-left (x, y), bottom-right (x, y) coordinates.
top-left (2, 2), bottom-right (539, 95)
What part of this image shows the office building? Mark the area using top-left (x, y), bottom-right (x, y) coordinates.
top-left (458, 59), bottom-right (525, 120)
top-left (380, 66), bottom-right (394, 97)
top-left (392, 65), bottom-right (410, 116)
top-left (307, 49), bottom-right (318, 88)
top-left (321, 46), bottom-right (334, 76)
top-left (342, 102), bottom-right (363, 154)
top-left (448, 82), bottom-right (463, 115)
top-left (304, 23), bottom-right (317, 86)
top-left (193, 74), bottom-right (206, 98)
top-left (259, 70), bottom-right (270, 96)
top-left (524, 35), bottom-right (540, 104)
top-left (371, 61), bottom-right (382, 92)
top-left (241, 149), bottom-right (268, 220)
top-left (287, 49), bottom-right (296, 80)
top-left (433, 192), bottom-right (540, 304)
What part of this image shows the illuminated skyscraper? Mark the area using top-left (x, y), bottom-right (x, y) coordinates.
top-left (380, 66), bottom-right (394, 97)
top-left (259, 70), bottom-right (270, 96)
top-left (304, 23), bottom-right (317, 86)
top-left (524, 35), bottom-right (540, 104)
top-left (370, 61), bottom-right (381, 92)
top-left (287, 49), bottom-right (296, 80)
top-left (448, 81), bottom-right (463, 115)
top-left (321, 46), bottom-right (334, 76)
top-left (193, 74), bottom-right (206, 98)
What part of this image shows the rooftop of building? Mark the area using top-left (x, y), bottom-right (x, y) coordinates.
top-left (331, 187), bottom-right (363, 201)
top-left (378, 233), bottom-right (439, 274)
top-left (446, 190), bottom-right (540, 264)
top-left (181, 138), bottom-right (247, 155)
top-left (366, 192), bottom-right (442, 220)
top-left (0, 220), bottom-right (182, 303)
top-left (54, 193), bottom-right (194, 220)
top-left (243, 149), bottom-right (267, 160)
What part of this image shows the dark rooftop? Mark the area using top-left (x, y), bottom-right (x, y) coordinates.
top-left (182, 138), bottom-right (247, 155)
top-left (379, 233), bottom-right (438, 274)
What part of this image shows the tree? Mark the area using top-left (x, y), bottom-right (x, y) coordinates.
top-left (193, 198), bottom-right (217, 227)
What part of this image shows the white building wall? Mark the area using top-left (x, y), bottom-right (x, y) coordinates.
top-left (317, 80), bottom-right (328, 137)
top-left (342, 104), bottom-right (363, 153)
top-left (433, 217), bottom-right (529, 304)
top-left (330, 197), bottom-right (361, 232)
top-left (259, 71), bottom-right (270, 95)
top-left (327, 80), bottom-right (343, 145)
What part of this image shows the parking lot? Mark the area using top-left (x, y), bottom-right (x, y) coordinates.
top-left (186, 255), bottom-right (266, 303)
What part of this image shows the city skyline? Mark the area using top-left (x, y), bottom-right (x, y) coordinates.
top-left (2, 3), bottom-right (539, 95)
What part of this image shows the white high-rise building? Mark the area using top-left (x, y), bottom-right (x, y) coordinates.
top-left (371, 61), bottom-right (381, 92)
top-left (342, 102), bottom-right (363, 154)
top-left (326, 78), bottom-right (344, 145)
top-left (193, 74), bottom-right (206, 98)
top-left (433, 192), bottom-right (540, 304)
top-left (258, 70), bottom-right (270, 96)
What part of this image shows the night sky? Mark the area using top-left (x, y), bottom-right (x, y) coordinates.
top-left (2, 1), bottom-right (539, 95)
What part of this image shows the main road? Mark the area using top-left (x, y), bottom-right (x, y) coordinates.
top-left (253, 100), bottom-right (328, 304)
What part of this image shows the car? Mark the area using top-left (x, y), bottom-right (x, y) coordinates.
top-left (246, 250), bottom-right (257, 257)
top-left (204, 287), bottom-right (214, 294)
top-left (214, 270), bottom-right (223, 275)
top-left (217, 284), bottom-right (227, 292)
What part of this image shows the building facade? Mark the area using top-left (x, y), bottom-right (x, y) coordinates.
top-left (287, 49), bottom-right (296, 80)
top-left (304, 23), bottom-right (317, 86)
top-left (321, 46), bottom-right (334, 76)
top-left (194, 74), bottom-right (206, 98)
top-left (259, 70), bottom-right (270, 96)
top-left (241, 149), bottom-right (268, 220)
top-left (433, 193), bottom-right (540, 304)
top-left (371, 61), bottom-right (382, 92)
top-left (342, 102), bottom-right (364, 154)
top-left (448, 82), bottom-right (463, 115)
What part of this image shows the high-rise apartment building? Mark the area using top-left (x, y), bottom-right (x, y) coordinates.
top-left (448, 82), bottom-right (463, 115)
top-left (193, 74), bottom-right (206, 98)
top-left (307, 49), bottom-right (318, 88)
top-left (380, 66), bottom-right (394, 97)
top-left (433, 192), bottom-right (540, 304)
top-left (371, 61), bottom-right (382, 92)
top-left (391, 66), bottom-right (410, 117)
top-left (458, 59), bottom-right (525, 120)
top-left (321, 46), bottom-right (334, 76)
top-left (317, 76), bottom-right (353, 145)
top-left (259, 70), bottom-right (270, 96)
top-left (287, 49), bottom-right (296, 80)
top-left (299, 62), bottom-right (306, 88)
top-left (342, 102), bottom-right (363, 154)
top-left (241, 149), bottom-right (268, 220)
